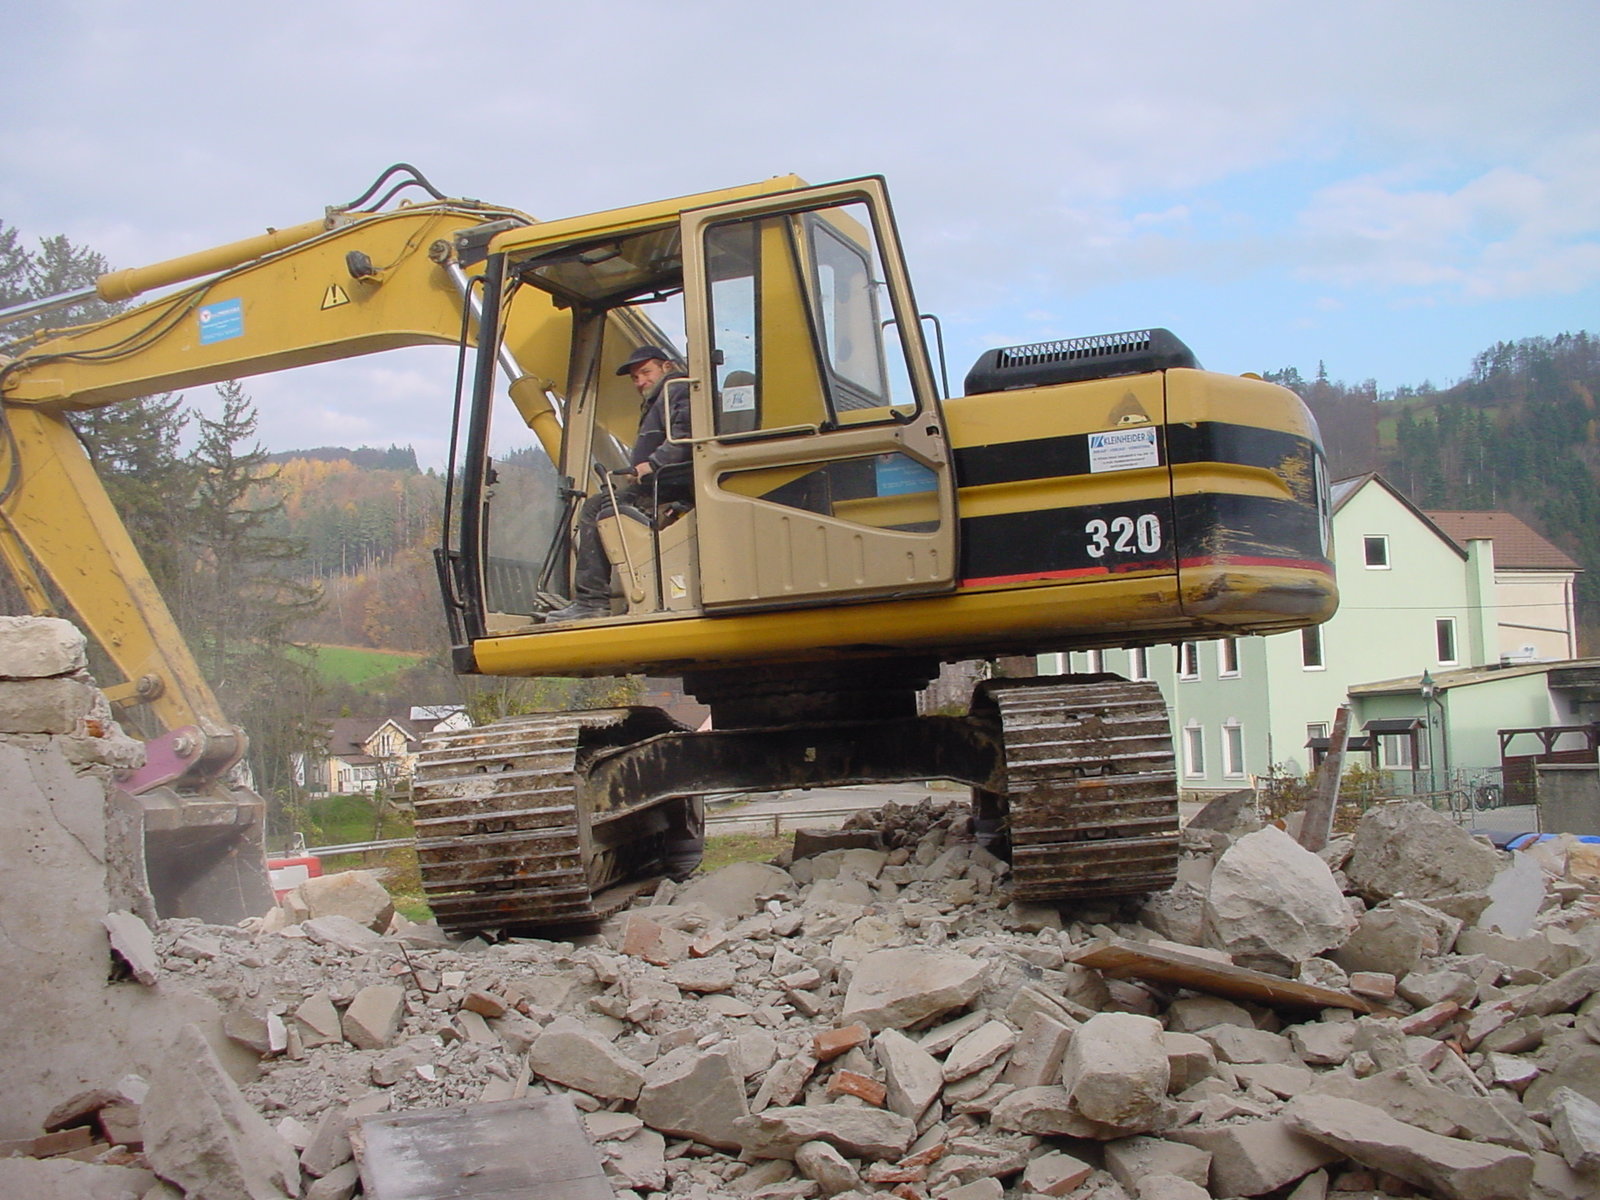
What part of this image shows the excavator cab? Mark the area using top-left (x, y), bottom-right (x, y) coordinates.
top-left (446, 177), bottom-right (957, 649)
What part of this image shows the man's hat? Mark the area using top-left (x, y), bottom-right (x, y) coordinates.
top-left (615, 345), bottom-right (676, 376)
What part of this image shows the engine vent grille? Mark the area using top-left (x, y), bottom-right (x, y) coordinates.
top-left (998, 330), bottom-right (1155, 368)
top-left (963, 327), bottom-right (1198, 395)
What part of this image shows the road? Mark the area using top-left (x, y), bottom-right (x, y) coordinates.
top-left (705, 786), bottom-right (1550, 840)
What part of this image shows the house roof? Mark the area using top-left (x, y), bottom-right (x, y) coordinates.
top-left (1422, 510), bottom-right (1581, 571)
top-left (327, 716), bottom-right (421, 758)
top-left (1349, 657), bottom-right (1600, 697)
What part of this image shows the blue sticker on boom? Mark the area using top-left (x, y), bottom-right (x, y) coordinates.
top-left (198, 298), bottom-right (244, 344)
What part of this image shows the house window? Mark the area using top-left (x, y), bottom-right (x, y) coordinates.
top-left (1223, 722), bottom-right (1245, 777)
top-left (1218, 638), bottom-right (1240, 678)
top-left (1301, 625), bottom-right (1324, 669)
top-left (1306, 722), bottom-right (1328, 741)
top-left (1183, 724), bottom-right (1205, 777)
top-left (1379, 733), bottom-right (1414, 770)
top-left (1128, 646), bottom-right (1149, 681)
top-left (1363, 535), bottom-right (1390, 569)
top-left (1436, 618), bottom-right (1458, 665)
top-left (1177, 642), bottom-right (1200, 680)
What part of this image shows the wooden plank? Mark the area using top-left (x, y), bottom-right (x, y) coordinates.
top-left (1069, 937), bottom-right (1398, 1016)
top-left (358, 1095), bottom-right (613, 1199)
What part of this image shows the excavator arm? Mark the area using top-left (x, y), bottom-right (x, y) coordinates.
top-left (0, 169), bottom-right (598, 918)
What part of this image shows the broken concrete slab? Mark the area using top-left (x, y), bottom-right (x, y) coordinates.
top-left (672, 861), bottom-right (796, 921)
top-left (1479, 850), bottom-right (1548, 937)
top-left (296, 870), bottom-right (395, 932)
top-left (1547, 1086), bottom-right (1600, 1172)
top-left (0, 615), bottom-right (88, 678)
top-left (1168, 1118), bottom-right (1343, 1197)
top-left (341, 983), bottom-right (405, 1050)
top-left (1134, 1174), bottom-right (1211, 1200)
top-left (839, 947), bottom-right (987, 1031)
top-left (528, 1016), bottom-right (646, 1102)
top-left (1344, 801), bottom-right (1500, 903)
top-left (635, 1044), bottom-right (749, 1150)
top-left (795, 1138), bottom-right (865, 1195)
top-left (141, 1024), bottom-right (301, 1200)
top-left (874, 1028), bottom-right (943, 1122)
top-left (666, 954), bottom-right (738, 993)
top-left (1333, 906), bottom-right (1431, 979)
top-left (304, 1160), bottom-right (360, 1200)
top-left (942, 1020), bottom-right (1016, 1082)
top-left (294, 991), bottom-right (344, 1049)
top-left (0, 1157), bottom-right (158, 1200)
top-left (300, 1107), bottom-right (353, 1178)
top-left (734, 1105), bottom-right (917, 1161)
top-left (100, 911), bottom-right (159, 986)
top-left (1286, 1092), bottom-right (1534, 1200)
top-left (1020, 1148), bottom-right (1094, 1196)
top-left (1204, 826), bottom-right (1355, 966)
top-left (1103, 1135), bottom-right (1211, 1191)
top-left (301, 914), bottom-right (384, 954)
top-left (358, 1095), bottom-right (612, 1200)
top-left (1001, 1011), bottom-right (1076, 1088)
top-left (1061, 1012), bottom-right (1170, 1134)
top-left (1198, 1023), bottom-right (1296, 1065)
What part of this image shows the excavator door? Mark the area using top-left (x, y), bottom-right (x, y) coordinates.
top-left (679, 179), bottom-right (958, 611)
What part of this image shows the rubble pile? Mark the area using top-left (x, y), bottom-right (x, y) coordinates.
top-left (12, 795), bottom-right (1600, 1200)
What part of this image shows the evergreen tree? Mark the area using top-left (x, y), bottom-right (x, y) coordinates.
top-left (73, 393), bottom-right (194, 596)
top-left (183, 381), bottom-right (323, 801)
top-left (183, 381), bottom-right (317, 672)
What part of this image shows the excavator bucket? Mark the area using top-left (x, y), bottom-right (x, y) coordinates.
top-left (121, 783), bottom-right (274, 923)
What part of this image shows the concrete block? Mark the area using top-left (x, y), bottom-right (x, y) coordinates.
top-left (1169, 1118), bottom-right (1342, 1196)
top-left (341, 984), bottom-right (406, 1050)
top-left (1286, 1093), bottom-right (1534, 1200)
top-left (1021, 1149), bottom-right (1093, 1195)
top-left (0, 616), bottom-right (87, 678)
top-left (0, 676), bottom-right (96, 734)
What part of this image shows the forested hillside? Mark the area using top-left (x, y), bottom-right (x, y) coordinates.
top-left (1267, 330), bottom-right (1600, 620)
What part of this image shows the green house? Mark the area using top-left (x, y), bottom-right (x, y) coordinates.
top-left (1044, 474), bottom-right (1585, 797)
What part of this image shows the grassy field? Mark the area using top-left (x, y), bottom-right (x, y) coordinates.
top-left (297, 792), bottom-right (413, 848)
top-left (292, 644), bottom-right (425, 687)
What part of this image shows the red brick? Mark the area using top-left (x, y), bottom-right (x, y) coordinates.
top-left (812, 1023), bottom-right (870, 1062)
top-left (827, 1070), bottom-right (887, 1107)
top-left (462, 990), bottom-right (507, 1019)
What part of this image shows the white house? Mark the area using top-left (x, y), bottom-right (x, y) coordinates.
top-left (303, 715), bottom-right (423, 796)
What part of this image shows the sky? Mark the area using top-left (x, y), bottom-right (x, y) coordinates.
top-left (4, 0), bottom-right (1597, 466)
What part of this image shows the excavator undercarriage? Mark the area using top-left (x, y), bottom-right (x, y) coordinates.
top-left (412, 667), bottom-right (1177, 935)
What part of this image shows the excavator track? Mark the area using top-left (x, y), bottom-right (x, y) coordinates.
top-left (980, 676), bottom-right (1179, 902)
top-left (412, 710), bottom-right (685, 934)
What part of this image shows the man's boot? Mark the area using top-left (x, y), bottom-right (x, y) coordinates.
top-left (544, 596), bottom-right (609, 622)
top-left (545, 535), bottom-right (613, 622)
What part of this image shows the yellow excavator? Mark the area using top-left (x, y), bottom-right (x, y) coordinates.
top-left (0, 166), bottom-right (1335, 930)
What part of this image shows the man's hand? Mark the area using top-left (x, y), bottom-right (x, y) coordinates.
top-left (634, 461), bottom-right (654, 479)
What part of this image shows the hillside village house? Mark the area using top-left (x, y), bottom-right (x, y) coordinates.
top-left (1046, 474), bottom-right (1590, 797)
top-left (297, 706), bottom-right (469, 796)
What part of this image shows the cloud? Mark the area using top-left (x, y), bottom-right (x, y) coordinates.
top-left (1293, 145), bottom-right (1600, 301)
